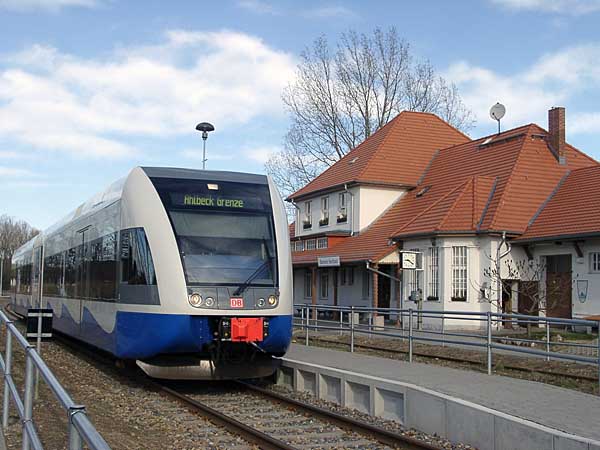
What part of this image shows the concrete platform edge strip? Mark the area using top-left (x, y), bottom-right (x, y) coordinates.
top-left (279, 357), bottom-right (600, 450)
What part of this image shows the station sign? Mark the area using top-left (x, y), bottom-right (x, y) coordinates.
top-left (318, 256), bottom-right (340, 267)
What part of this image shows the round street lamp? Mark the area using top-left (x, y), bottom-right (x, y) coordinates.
top-left (195, 122), bottom-right (215, 170)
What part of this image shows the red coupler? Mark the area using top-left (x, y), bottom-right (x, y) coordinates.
top-left (230, 318), bottom-right (264, 342)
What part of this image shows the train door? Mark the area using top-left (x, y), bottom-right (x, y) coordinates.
top-left (76, 227), bottom-right (91, 332)
top-left (31, 245), bottom-right (44, 309)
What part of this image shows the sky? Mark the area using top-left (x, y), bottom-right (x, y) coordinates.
top-left (1, 0), bottom-right (600, 230)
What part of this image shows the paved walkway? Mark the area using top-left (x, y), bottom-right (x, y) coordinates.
top-left (286, 343), bottom-right (600, 441)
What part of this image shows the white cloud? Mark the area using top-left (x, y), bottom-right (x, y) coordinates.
top-left (0, 166), bottom-right (33, 177)
top-left (244, 145), bottom-right (280, 163)
top-left (236, 1), bottom-right (356, 19)
top-left (0, 30), bottom-right (296, 159)
top-left (0, 0), bottom-right (99, 12)
top-left (0, 150), bottom-right (24, 159)
top-left (570, 112), bottom-right (600, 134)
top-left (180, 149), bottom-right (234, 161)
top-left (445, 44), bottom-right (600, 133)
top-left (491, 0), bottom-right (600, 14)
top-left (302, 5), bottom-right (357, 19)
top-left (236, 0), bottom-right (279, 15)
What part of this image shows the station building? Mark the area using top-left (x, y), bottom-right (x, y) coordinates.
top-left (286, 108), bottom-right (600, 325)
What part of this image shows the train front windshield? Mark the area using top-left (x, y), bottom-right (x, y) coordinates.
top-left (151, 177), bottom-right (278, 287)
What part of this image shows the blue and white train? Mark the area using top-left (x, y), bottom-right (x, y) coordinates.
top-left (10, 167), bottom-right (293, 379)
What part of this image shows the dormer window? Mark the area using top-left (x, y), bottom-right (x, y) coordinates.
top-left (303, 201), bottom-right (312, 229)
top-left (337, 192), bottom-right (348, 223)
top-left (319, 197), bottom-right (329, 226)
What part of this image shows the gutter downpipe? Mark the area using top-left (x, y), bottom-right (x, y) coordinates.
top-left (496, 231), bottom-right (512, 329)
top-left (343, 184), bottom-right (355, 236)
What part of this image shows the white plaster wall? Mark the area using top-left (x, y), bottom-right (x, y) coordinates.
top-left (294, 187), bottom-right (358, 238)
top-left (527, 239), bottom-right (600, 319)
top-left (357, 186), bottom-right (405, 232)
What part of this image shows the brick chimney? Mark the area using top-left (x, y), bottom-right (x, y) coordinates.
top-left (548, 107), bottom-right (566, 165)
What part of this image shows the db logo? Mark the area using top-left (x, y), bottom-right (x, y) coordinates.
top-left (230, 298), bottom-right (244, 308)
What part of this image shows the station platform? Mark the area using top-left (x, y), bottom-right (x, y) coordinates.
top-left (281, 344), bottom-right (600, 450)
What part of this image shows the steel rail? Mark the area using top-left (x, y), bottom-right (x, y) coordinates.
top-left (157, 384), bottom-right (295, 450)
top-left (237, 381), bottom-right (442, 450)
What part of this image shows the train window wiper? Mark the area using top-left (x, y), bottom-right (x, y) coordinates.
top-left (233, 239), bottom-right (273, 296)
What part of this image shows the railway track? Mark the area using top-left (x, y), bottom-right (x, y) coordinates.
top-left (2, 306), bottom-right (444, 449)
top-left (157, 380), bottom-right (441, 450)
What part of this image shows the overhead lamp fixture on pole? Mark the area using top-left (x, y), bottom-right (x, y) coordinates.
top-left (195, 122), bottom-right (215, 170)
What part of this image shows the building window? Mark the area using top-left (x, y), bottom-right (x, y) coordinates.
top-left (337, 193), bottom-right (348, 223)
top-left (320, 270), bottom-right (329, 299)
top-left (304, 270), bottom-right (312, 298)
top-left (340, 268), bottom-right (346, 285)
top-left (590, 252), bottom-right (600, 273)
top-left (428, 247), bottom-right (439, 300)
top-left (295, 240), bottom-right (304, 252)
top-left (362, 269), bottom-right (370, 298)
top-left (320, 197), bottom-right (329, 226)
top-left (317, 237), bottom-right (327, 249)
top-left (303, 201), bottom-right (312, 229)
top-left (451, 246), bottom-right (468, 301)
top-left (306, 239), bottom-right (316, 251)
top-left (348, 267), bottom-right (354, 285)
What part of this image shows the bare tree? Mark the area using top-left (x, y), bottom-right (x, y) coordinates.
top-left (0, 215), bottom-right (39, 292)
top-left (482, 256), bottom-right (571, 337)
top-left (267, 27), bottom-right (475, 197)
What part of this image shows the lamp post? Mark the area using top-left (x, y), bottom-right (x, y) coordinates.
top-left (0, 251), bottom-right (3, 297)
top-left (195, 122), bottom-right (215, 170)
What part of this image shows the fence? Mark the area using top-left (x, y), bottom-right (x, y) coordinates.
top-left (294, 303), bottom-right (600, 392)
top-left (0, 310), bottom-right (111, 450)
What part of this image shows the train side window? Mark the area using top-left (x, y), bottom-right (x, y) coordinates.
top-left (88, 233), bottom-right (118, 300)
top-left (120, 229), bottom-right (157, 286)
top-left (64, 247), bottom-right (78, 298)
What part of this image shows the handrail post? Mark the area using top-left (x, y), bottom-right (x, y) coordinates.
top-left (408, 308), bottom-right (413, 363)
top-left (304, 306), bottom-right (309, 347)
top-left (339, 307), bottom-right (343, 336)
top-left (350, 306), bottom-right (355, 353)
top-left (597, 321), bottom-right (600, 395)
top-left (22, 348), bottom-right (34, 450)
top-left (3, 325), bottom-right (13, 429)
top-left (487, 312), bottom-right (492, 375)
top-left (441, 315), bottom-right (445, 348)
top-left (68, 406), bottom-right (85, 450)
top-left (546, 322), bottom-right (551, 362)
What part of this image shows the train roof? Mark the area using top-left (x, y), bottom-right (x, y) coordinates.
top-left (12, 167), bottom-right (271, 260)
top-left (141, 167), bottom-right (269, 184)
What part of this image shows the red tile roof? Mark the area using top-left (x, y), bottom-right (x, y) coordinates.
top-left (291, 123), bottom-right (597, 265)
top-left (516, 165), bottom-right (600, 241)
top-left (287, 111), bottom-right (469, 201)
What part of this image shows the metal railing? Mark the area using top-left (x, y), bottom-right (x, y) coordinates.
top-left (295, 304), bottom-right (600, 391)
top-left (0, 310), bottom-right (111, 450)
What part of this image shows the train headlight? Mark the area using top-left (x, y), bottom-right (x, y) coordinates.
top-left (189, 293), bottom-right (202, 307)
top-left (257, 298), bottom-right (266, 307)
top-left (268, 295), bottom-right (278, 306)
top-left (205, 297), bottom-right (215, 307)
